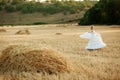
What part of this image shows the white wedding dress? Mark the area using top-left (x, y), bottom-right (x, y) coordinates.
top-left (80, 31), bottom-right (106, 49)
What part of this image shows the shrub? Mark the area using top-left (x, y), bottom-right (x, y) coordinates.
top-left (17, 2), bottom-right (39, 13)
top-left (0, 6), bottom-right (2, 11)
top-left (79, 0), bottom-right (120, 25)
top-left (0, 1), bottom-right (6, 6)
top-left (5, 5), bottom-right (16, 12)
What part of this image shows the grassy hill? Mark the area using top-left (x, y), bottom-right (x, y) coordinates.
top-left (0, 11), bottom-right (85, 25)
top-left (0, 1), bottom-right (97, 25)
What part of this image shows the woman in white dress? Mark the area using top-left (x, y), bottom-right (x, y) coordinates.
top-left (80, 25), bottom-right (106, 50)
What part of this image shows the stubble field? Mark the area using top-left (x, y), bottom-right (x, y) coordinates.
top-left (0, 24), bottom-right (120, 80)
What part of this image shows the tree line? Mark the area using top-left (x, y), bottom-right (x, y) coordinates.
top-left (0, 0), bottom-right (97, 15)
top-left (79, 0), bottom-right (120, 25)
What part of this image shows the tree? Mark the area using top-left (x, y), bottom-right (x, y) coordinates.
top-left (79, 0), bottom-right (120, 25)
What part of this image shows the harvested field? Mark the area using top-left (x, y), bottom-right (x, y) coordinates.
top-left (0, 24), bottom-right (120, 80)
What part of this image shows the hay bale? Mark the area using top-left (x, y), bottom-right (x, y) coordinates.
top-left (0, 45), bottom-right (72, 74)
top-left (15, 29), bottom-right (30, 35)
top-left (0, 29), bottom-right (6, 32)
top-left (55, 33), bottom-right (62, 35)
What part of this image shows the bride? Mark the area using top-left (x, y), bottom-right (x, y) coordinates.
top-left (80, 25), bottom-right (106, 50)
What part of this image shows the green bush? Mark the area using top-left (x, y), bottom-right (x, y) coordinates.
top-left (16, 4), bottom-right (23, 11)
top-left (5, 5), bottom-right (16, 12)
top-left (0, 1), bottom-right (6, 6)
top-left (21, 3), bottom-right (38, 13)
top-left (79, 0), bottom-right (120, 25)
top-left (0, 6), bottom-right (2, 11)
top-left (16, 1), bottom-right (88, 14)
top-left (1, 1), bottom-right (96, 14)
top-left (117, 20), bottom-right (120, 25)
top-left (11, 0), bottom-right (20, 5)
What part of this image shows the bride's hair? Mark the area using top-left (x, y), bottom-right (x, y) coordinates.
top-left (90, 25), bottom-right (94, 30)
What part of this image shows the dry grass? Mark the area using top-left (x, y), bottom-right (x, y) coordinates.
top-left (0, 24), bottom-right (120, 80)
top-left (0, 12), bottom-right (84, 24)
top-left (15, 29), bottom-right (30, 35)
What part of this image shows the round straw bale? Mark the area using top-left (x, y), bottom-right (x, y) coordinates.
top-left (0, 45), bottom-right (72, 74)
top-left (15, 29), bottom-right (30, 35)
top-left (0, 29), bottom-right (6, 32)
top-left (55, 33), bottom-right (62, 35)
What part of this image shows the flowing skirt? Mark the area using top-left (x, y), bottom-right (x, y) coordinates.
top-left (80, 32), bottom-right (106, 49)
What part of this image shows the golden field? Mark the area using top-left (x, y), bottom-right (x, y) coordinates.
top-left (0, 24), bottom-right (120, 80)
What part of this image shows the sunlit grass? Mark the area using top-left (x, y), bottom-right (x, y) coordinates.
top-left (0, 24), bottom-right (120, 80)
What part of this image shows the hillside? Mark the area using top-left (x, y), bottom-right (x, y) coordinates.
top-left (0, 0), bottom-right (97, 25)
top-left (0, 11), bottom-right (85, 25)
